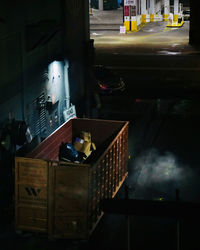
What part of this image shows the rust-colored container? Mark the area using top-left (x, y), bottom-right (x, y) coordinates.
top-left (15, 118), bottom-right (129, 239)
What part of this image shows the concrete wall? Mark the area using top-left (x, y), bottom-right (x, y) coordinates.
top-left (189, 0), bottom-right (200, 46)
top-left (0, 0), bottom-right (90, 139)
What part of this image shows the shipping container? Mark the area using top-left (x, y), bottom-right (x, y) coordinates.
top-left (15, 118), bottom-right (129, 239)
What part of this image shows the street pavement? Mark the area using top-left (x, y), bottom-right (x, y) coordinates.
top-left (90, 18), bottom-right (200, 98)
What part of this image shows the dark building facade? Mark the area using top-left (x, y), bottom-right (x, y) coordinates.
top-left (0, 0), bottom-right (92, 211)
top-left (0, 0), bottom-right (90, 142)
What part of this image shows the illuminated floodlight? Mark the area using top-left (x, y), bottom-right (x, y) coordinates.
top-left (49, 60), bottom-right (61, 77)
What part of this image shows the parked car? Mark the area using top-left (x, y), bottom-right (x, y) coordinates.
top-left (93, 65), bottom-right (125, 94)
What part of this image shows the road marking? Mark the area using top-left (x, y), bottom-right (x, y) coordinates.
top-left (163, 27), bottom-right (172, 32)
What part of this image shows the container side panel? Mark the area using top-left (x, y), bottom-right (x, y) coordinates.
top-left (50, 164), bottom-right (89, 239)
top-left (108, 149), bottom-right (113, 198)
top-left (88, 166), bottom-right (97, 230)
top-left (118, 136), bottom-right (122, 183)
top-left (53, 216), bottom-right (87, 239)
top-left (17, 206), bottom-right (47, 232)
top-left (112, 143), bottom-right (117, 192)
top-left (87, 121), bottom-right (129, 235)
top-left (18, 184), bottom-right (47, 206)
top-left (116, 138), bottom-right (119, 187)
top-left (16, 160), bottom-right (47, 184)
top-left (105, 155), bottom-right (109, 199)
top-left (15, 158), bottom-right (48, 233)
top-left (88, 162), bottom-right (103, 233)
top-left (124, 125), bottom-right (129, 173)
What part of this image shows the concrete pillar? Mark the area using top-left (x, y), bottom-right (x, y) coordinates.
top-left (99, 0), bottom-right (103, 11)
top-left (84, 0), bottom-right (90, 41)
top-left (163, 0), bottom-right (170, 21)
top-left (189, 1), bottom-right (200, 46)
top-left (150, 0), bottom-right (155, 22)
top-left (131, 5), bottom-right (137, 31)
top-left (174, 0), bottom-right (179, 22)
top-left (155, 0), bottom-right (161, 16)
top-left (141, 0), bottom-right (147, 24)
top-left (89, 0), bottom-right (92, 15)
top-left (124, 7), bottom-right (130, 31)
top-left (64, 61), bottom-right (70, 109)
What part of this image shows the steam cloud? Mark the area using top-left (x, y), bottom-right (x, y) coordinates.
top-left (127, 148), bottom-right (195, 201)
top-left (135, 149), bottom-right (184, 186)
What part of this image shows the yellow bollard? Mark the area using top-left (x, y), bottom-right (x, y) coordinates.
top-left (163, 14), bottom-right (169, 22)
top-left (124, 21), bottom-right (130, 31)
top-left (131, 21), bottom-right (137, 32)
top-left (141, 14), bottom-right (146, 24)
top-left (173, 14), bottom-right (178, 22)
top-left (124, 15), bottom-right (130, 31)
top-left (131, 18), bottom-right (137, 32)
top-left (150, 14), bottom-right (154, 22)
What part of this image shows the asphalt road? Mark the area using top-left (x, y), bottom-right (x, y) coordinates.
top-left (91, 22), bottom-right (200, 117)
top-left (91, 22), bottom-right (200, 97)
top-left (91, 21), bottom-right (190, 52)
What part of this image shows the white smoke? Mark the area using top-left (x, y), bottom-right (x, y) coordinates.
top-left (127, 148), bottom-right (195, 201)
top-left (134, 149), bottom-right (184, 187)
